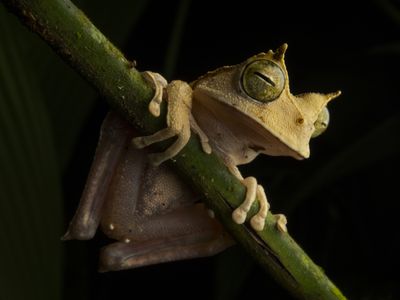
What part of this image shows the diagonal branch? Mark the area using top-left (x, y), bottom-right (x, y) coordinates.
top-left (1, 0), bottom-right (346, 299)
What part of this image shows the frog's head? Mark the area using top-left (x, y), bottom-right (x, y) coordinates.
top-left (192, 44), bottom-right (341, 160)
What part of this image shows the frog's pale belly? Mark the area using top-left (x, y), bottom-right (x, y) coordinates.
top-left (192, 91), bottom-right (299, 165)
top-left (192, 99), bottom-right (257, 165)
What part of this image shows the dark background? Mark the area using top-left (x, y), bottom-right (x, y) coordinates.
top-left (1, 0), bottom-right (400, 299)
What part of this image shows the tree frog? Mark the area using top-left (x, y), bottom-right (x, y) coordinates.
top-left (63, 44), bottom-right (340, 272)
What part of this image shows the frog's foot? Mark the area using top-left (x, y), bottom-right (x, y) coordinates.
top-left (142, 71), bottom-right (168, 117)
top-left (232, 177), bottom-right (271, 231)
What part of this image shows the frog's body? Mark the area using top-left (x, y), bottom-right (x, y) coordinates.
top-left (63, 44), bottom-right (340, 272)
top-left (64, 113), bottom-right (232, 271)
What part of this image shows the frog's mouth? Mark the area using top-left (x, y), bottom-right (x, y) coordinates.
top-left (193, 90), bottom-right (308, 160)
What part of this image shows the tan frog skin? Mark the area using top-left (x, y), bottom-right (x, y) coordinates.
top-left (63, 44), bottom-right (340, 272)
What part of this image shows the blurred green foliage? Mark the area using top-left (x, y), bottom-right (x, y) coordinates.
top-left (0, 0), bottom-right (148, 299)
top-left (1, 0), bottom-right (400, 299)
top-left (0, 8), bottom-right (63, 300)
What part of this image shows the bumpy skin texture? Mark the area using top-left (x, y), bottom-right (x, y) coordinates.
top-left (64, 112), bottom-right (233, 271)
top-left (131, 45), bottom-right (340, 232)
top-left (64, 45), bottom-right (340, 271)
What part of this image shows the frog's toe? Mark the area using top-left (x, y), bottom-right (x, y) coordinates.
top-left (201, 141), bottom-right (212, 154)
top-left (250, 214), bottom-right (265, 231)
top-left (149, 101), bottom-right (161, 117)
top-left (232, 208), bottom-right (247, 224)
top-left (131, 136), bottom-right (147, 149)
top-left (142, 71), bottom-right (167, 117)
top-left (275, 214), bottom-right (288, 233)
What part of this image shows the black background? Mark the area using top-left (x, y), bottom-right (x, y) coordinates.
top-left (1, 0), bottom-right (400, 299)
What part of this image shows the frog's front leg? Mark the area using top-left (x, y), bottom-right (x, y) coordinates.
top-left (133, 72), bottom-right (210, 166)
top-left (229, 166), bottom-right (287, 232)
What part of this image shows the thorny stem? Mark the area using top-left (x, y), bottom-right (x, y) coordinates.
top-left (1, 0), bottom-right (346, 299)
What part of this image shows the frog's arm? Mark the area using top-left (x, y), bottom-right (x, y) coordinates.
top-left (132, 79), bottom-right (192, 166)
top-left (132, 72), bottom-right (211, 165)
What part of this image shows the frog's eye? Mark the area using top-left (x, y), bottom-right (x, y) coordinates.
top-left (312, 106), bottom-right (330, 138)
top-left (240, 59), bottom-right (285, 103)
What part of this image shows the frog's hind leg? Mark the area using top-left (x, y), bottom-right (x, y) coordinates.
top-left (98, 204), bottom-right (234, 272)
top-left (62, 112), bottom-right (134, 240)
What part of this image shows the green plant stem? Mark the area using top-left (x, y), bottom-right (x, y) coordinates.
top-left (1, 0), bottom-right (346, 299)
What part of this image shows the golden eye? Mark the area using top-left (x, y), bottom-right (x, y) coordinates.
top-left (240, 59), bottom-right (285, 103)
top-left (312, 107), bottom-right (330, 138)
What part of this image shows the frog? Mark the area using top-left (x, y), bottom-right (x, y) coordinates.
top-left (63, 44), bottom-right (340, 272)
